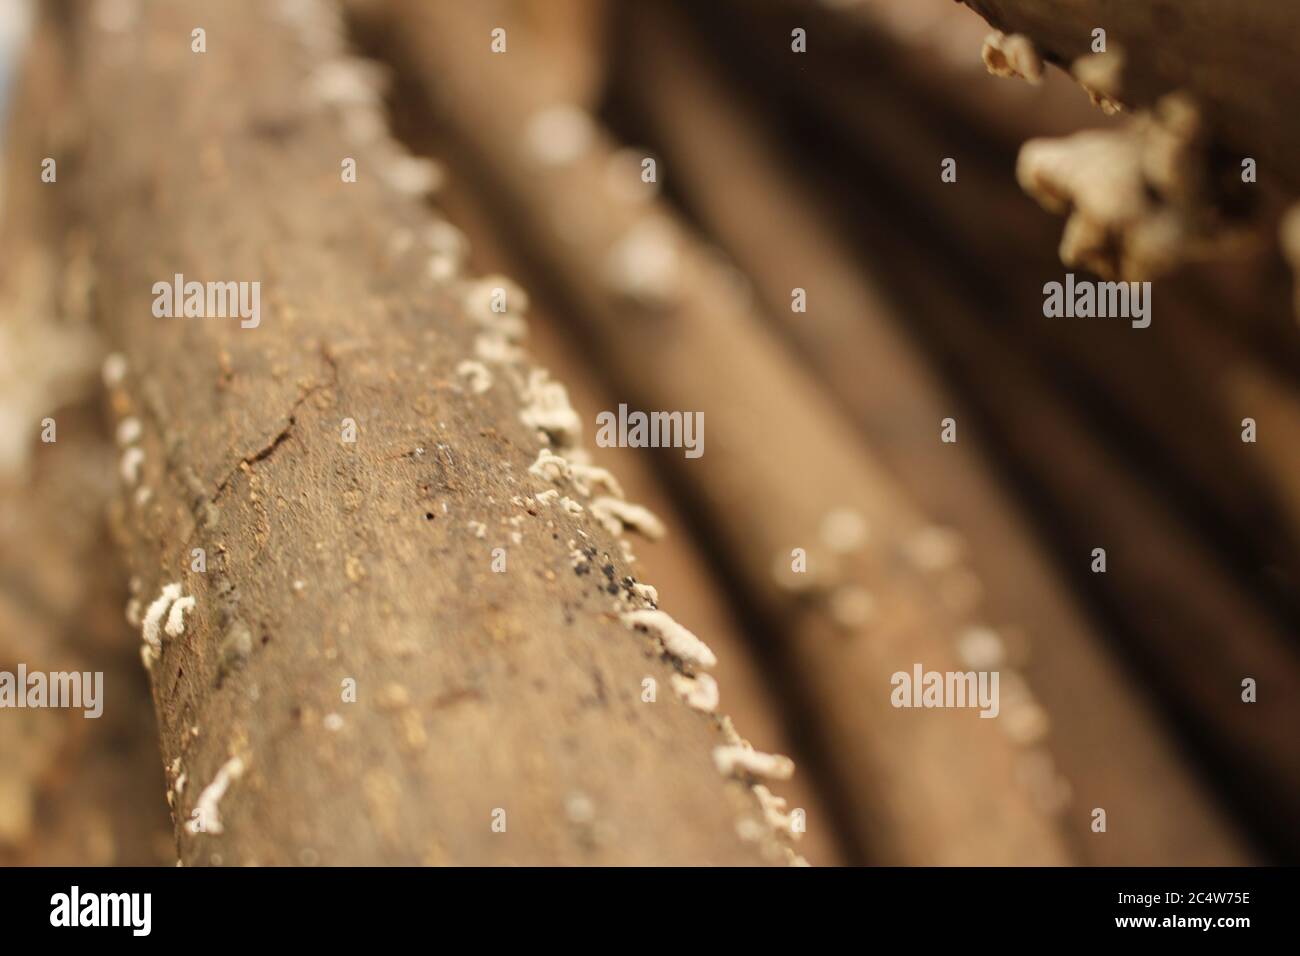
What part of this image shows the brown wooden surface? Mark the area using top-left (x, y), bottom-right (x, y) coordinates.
top-left (356, 0), bottom-right (1088, 865)
top-left (610, 0), bottom-right (1253, 866)
top-left (962, 0), bottom-right (1300, 193)
top-left (38, 0), bottom-right (795, 865)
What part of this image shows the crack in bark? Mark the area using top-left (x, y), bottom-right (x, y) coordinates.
top-left (210, 348), bottom-right (340, 503)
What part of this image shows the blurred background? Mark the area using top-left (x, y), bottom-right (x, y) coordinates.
top-left (2, 0), bottom-right (1298, 865)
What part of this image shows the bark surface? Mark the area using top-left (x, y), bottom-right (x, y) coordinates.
top-left (44, 0), bottom-right (787, 865)
top-left (358, 0), bottom-right (1079, 865)
top-left (961, 0), bottom-right (1300, 192)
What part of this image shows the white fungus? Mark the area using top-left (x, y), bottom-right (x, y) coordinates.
top-left (475, 332), bottom-right (525, 366)
top-left (819, 507), bottom-right (869, 554)
top-left (426, 221), bottom-right (469, 281)
top-left (119, 446), bottom-right (145, 486)
top-left (520, 369), bottom-right (583, 449)
top-left (670, 672), bottom-right (719, 712)
top-left (101, 353), bottom-right (128, 388)
top-left (1072, 49), bottom-right (1126, 108)
top-left (713, 745), bottom-right (796, 781)
top-left (528, 448), bottom-right (625, 500)
top-left (736, 817), bottom-right (768, 843)
top-left (1004, 701), bottom-right (1052, 746)
top-left (1016, 750), bottom-right (1073, 815)
top-left (426, 220), bottom-right (468, 259)
top-left (621, 608), bottom-right (717, 668)
top-left (428, 254), bottom-right (457, 282)
top-left (629, 581), bottom-right (658, 606)
top-left (141, 582), bottom-right (183, 652)
top-left (590, 497), bottom-right (665, 540)
top-left (1017, 94), bottom-right (1219, 280)
top-left (524, 104), bottom-right (596, 166)
top-left (569, 462), bottom-right (624, 499)
top-left (528, 447), bottom-right (572, 483)
top-left (164, 595), bottom-right (196, 639)
top-left (382, 155), bottom-right (444, 197)
top-left (185, 755), bottom-right (246, 836)
top-left (998, 672), bottom-right (1050, 745)
top-left (828, 585), bottom-right (876, 628)
top-left (462, 275), bottom-right (529, 340)
top-left (753, 784), bottom-right (800, 839)
top-left (455, 359), bottom-right (493, 395)
top-left (306, 58), bottom-right (386, 108)
top-left (115, 416), bottom-right (142, 447)
top-left (564, 791), bottom-right (596, 825)
top-left (603, 217), bottom-right (680, 306)
top-left (903, 525), bottom-right (964, 571)
top-left (957, 626), bottom-right (1005, 670)
top-left (981, 31), bottom-right (1044, 85)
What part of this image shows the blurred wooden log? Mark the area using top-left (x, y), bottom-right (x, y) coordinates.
top-left (741, 0), bottom-right (1111, 146)
top-left (961, 0), bottom-right (1300, 194)
top-left (513, 0), bottom-right (608, 107)
top-left (798, 1), bottom-right (1300, 856)
top-left (37, 0), bottom-right (789, 865)
top-left (0, 18), bottom-right (171, 865)
top-left (609, 0), bottom-right (1252, 865)
top-left (700, 0), bottom-right (1300, 612)
top-left (358, 0), bottom-right (1081, 864)
top-left (784, 145), bottom-right (1300, 859)
top-left (0, 402), bottom-right (173, 866)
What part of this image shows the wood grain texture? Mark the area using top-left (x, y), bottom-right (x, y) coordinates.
top-left (48, 0), bottom-right (786, 865)
top-left (358, 0), bottom-right (1080, 865)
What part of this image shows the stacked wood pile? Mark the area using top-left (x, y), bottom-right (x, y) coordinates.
top-left (1, 0), bottom-right (1295, 864)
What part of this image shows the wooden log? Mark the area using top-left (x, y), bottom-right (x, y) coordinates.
top-left (608, 0), bottom-right (1253, 865)
top-left (777, 146), bottom-right (1300, 859)
top-left (37, 0), bottom-right (794, 865)
top-left (0, 16), bottom-right (171, 865)
top-left (0, 400), bottom-right (174, 866)
top-left (960, 0), bottom-right (1300, 194)
top-left (769, 0), bottom-right (1300, 856)
top-left (693, 0), bottom-right (1300, 624)
top-left (358, 0), bottom-right (1080, 865)
top-left (736, 0), bottom-right (1113, 145)
top-left (421, 124), bottom-right (845, 866)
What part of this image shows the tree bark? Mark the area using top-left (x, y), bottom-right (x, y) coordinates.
top-left (42, 0), bottom-right (792, 865)
top-left (961, 0), bottom-right (1300, 193)
top-left (356, 0), bottom-right (1080, 865)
